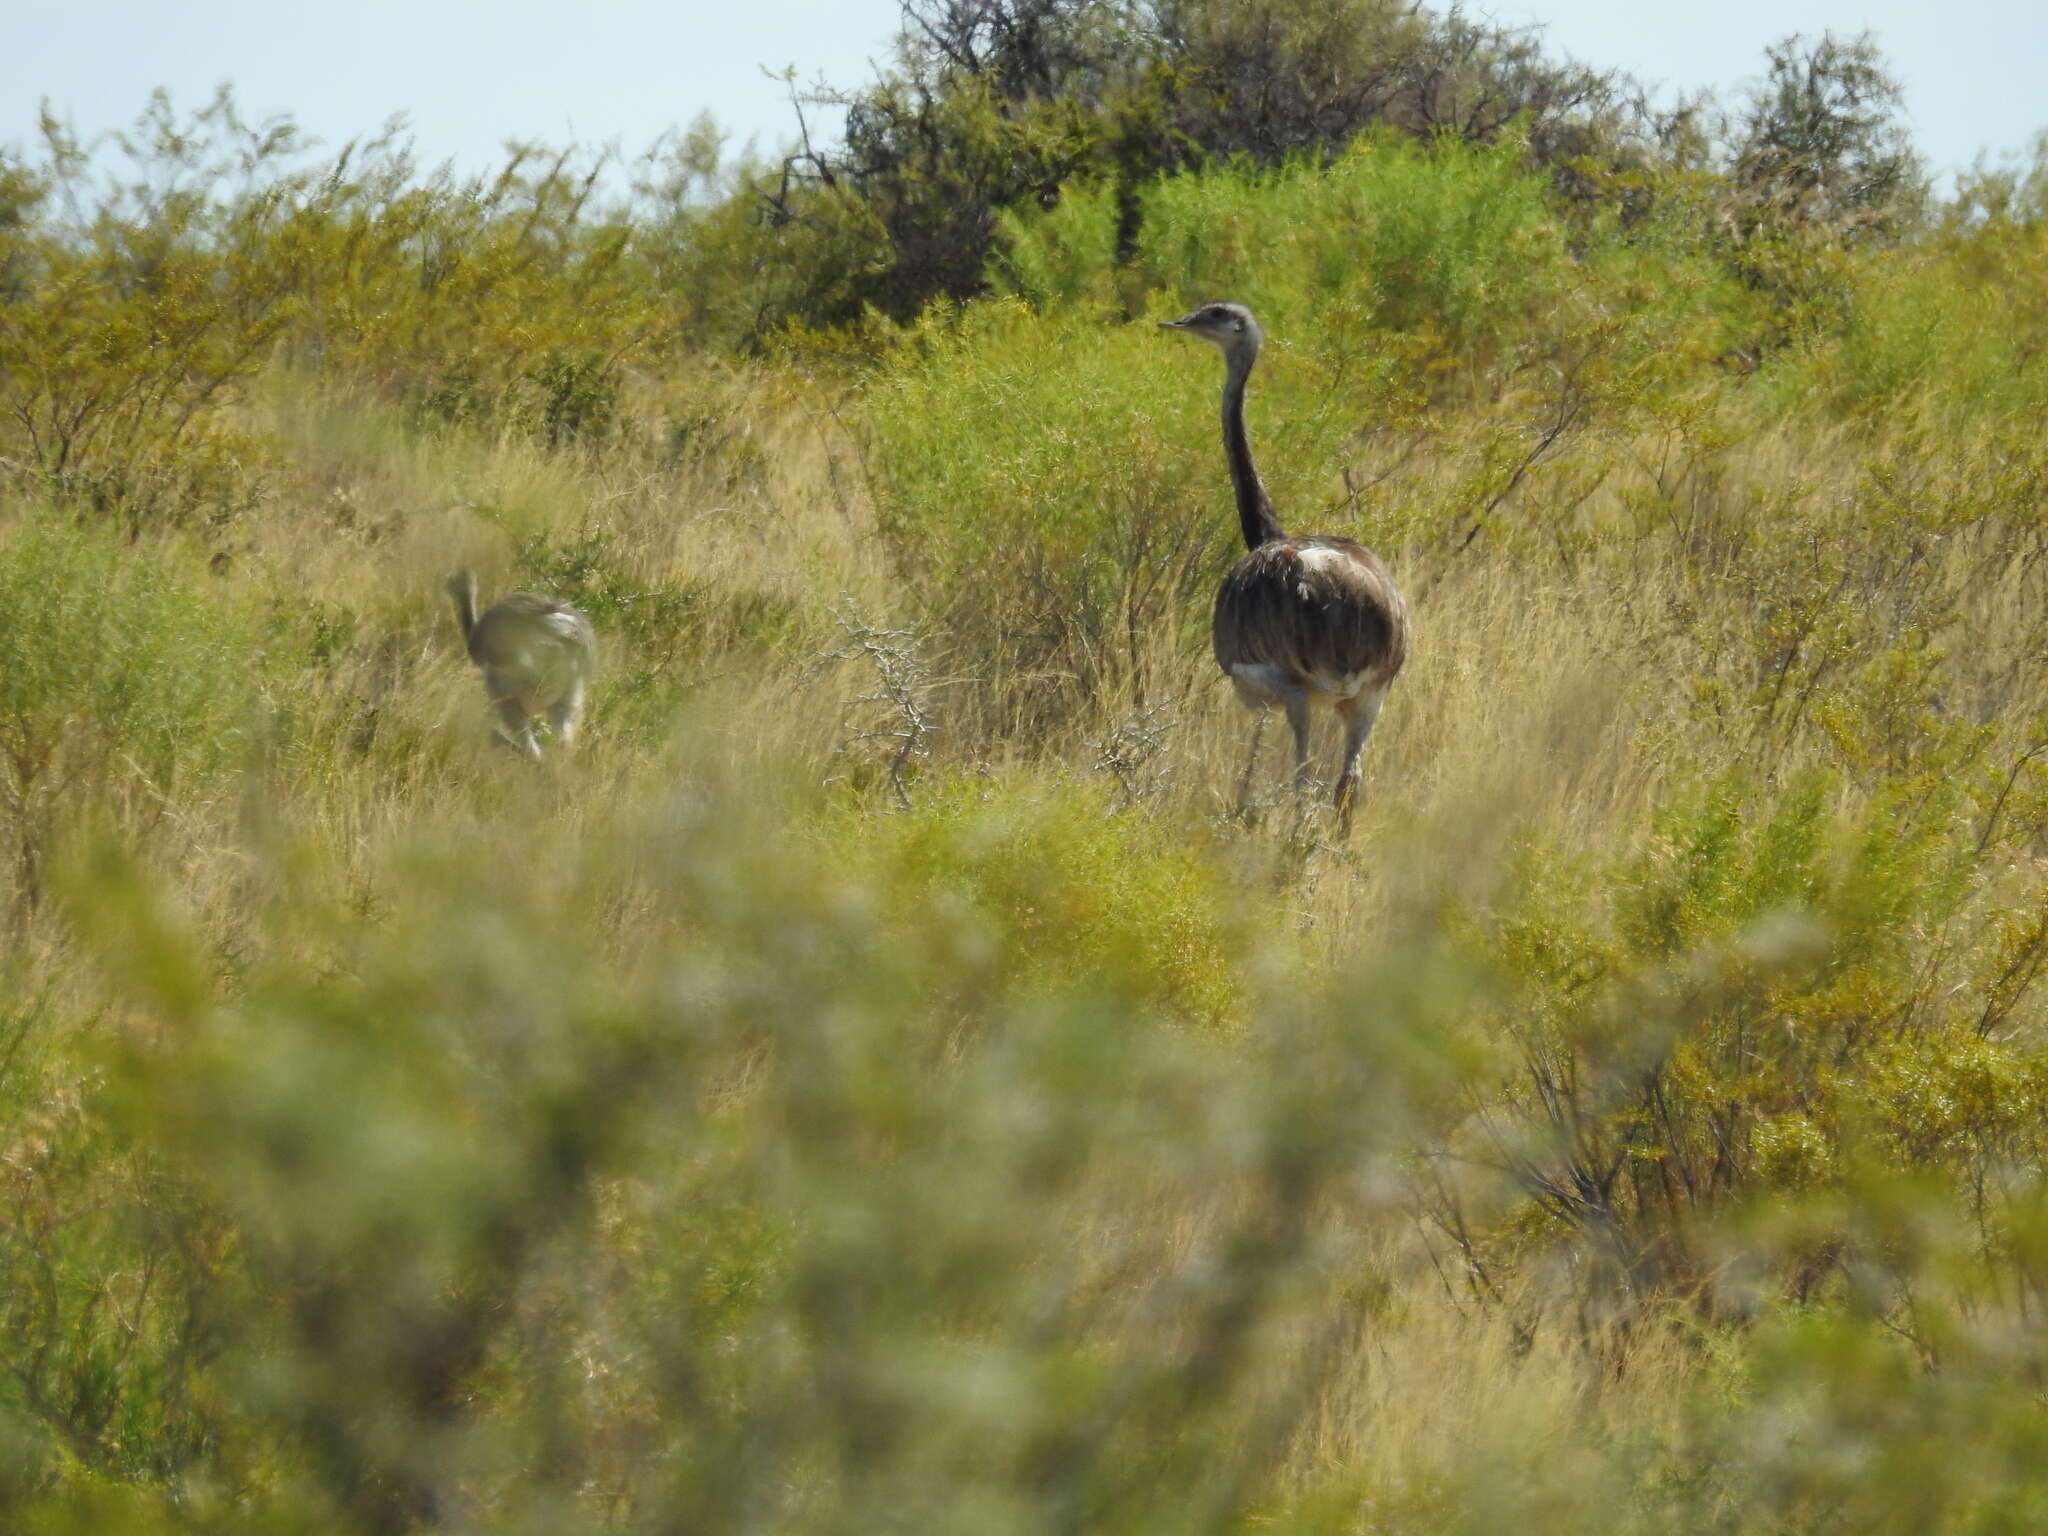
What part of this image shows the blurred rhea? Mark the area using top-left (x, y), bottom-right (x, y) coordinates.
top-left (443, 568), bottom-right (597, 761)
top-left (1161, 301), bottom-right (1409, 832)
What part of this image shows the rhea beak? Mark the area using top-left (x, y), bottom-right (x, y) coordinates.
top-left (1159, 315), bottom-right (1191, 330)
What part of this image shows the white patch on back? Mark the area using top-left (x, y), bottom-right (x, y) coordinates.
top-left (538, 611), bottom-right (586, 644)
top-left (1294, 546), bottom-right (1348, 576)
top-left (1294, 544), bottom-right (1355, 602)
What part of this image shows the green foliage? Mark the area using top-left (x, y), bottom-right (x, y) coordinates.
top-left (1136, 132), bottom-right (1570, 344)
top-left (782, 0), bottom-right (1646, 323)
top-left (991, 179), bottom-right (1124, 312)
top-left (830, 770), bottom-right (1250, 1026)
top-left (996, 128), bottom-right (1594, 345)
top-left (1442, 770), bottom-right (2043, 1300)
top-left (1728, 31), bottom-right (1927, 240)
top-left (0, 95), bottom-right (298, 526)
top-left (868, 299), bottom-right (1245, 716)
top-left (1682, 1306), bottom-right (2048, 1533)
top-left (1, 89), bottom-right (689, 523)
top-left (0, 986), bottom-right (233, 1493)
top-left (22, 776), bottom-right (1435, 1531)
top-left (11, 749), bottom-right (2042, 1530)
top-left (1785, 212), bottom-right (2048, 419)
top-left (0, 517), bottom-right (259, 911)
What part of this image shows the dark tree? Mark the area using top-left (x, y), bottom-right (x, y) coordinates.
top-left (1728, 32), bottom-right (1926, 240)
top-left (760, 1), bottom-right (1885, 333)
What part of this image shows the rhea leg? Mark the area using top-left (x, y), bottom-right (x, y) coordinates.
top-left (1234, 710), bottom-right (1270, 812)
top-left (493, 695), bottom-right (543, 762)
top-left (1332, 685), bottom-right (1387, 835)
top-left (548, 676), bottom-right (587, 749)
top-left (1226, 665), bottom-right (1310, 809)
top-left (1283, 686), bottom-right (1314, 796)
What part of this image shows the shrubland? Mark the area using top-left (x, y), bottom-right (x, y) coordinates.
top-left (2, 4), bottom-right (2048, 1529)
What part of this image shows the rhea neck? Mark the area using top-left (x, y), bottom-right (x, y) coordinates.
top-left (447, 575), bottom-right (481, 651)
top-left (1220, 338), bottom-right (1286, 550)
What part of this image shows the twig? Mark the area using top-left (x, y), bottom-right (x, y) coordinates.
top-left (808, 606), bottom-right (937, 810)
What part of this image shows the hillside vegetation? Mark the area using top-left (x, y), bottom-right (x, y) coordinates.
top-left (4, 4), bottom-right (2048, 1529)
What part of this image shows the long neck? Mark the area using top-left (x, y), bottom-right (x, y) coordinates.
top-left (449, 582), bottom-right (479, 650)
top-left (1222, 346), bottom-right (1285, 549)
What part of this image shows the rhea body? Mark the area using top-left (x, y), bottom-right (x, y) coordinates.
top-left (444, 569), bottom-right (597, 761)
top-left (1161, 302), bottom-right (1408, 828)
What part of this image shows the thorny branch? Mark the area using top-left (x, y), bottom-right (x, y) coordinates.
top-left (808, 607), bottom-right (938, 811)
top-left (1092, 700), bottom-right (1176, 808)
top-left (1451, 371), bottom-right (1589, 557)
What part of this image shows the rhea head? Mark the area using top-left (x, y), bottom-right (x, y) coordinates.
top-left (1160, 301), bottom-right (1263, 364)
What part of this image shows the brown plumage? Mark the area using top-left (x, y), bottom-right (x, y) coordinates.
top-left (1161, 302), bottom-right (1409, 830)
top-left (444, 569), bottom-right (597, 761)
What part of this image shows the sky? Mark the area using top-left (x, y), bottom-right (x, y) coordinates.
top-left (1492, 0), bottom-right (2048, 183)
top-left (7, 0), bottom-right (907, 177)
top-left (7, 0), bottom-right (2045, 188)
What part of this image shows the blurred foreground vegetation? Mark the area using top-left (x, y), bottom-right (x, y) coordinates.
top-left (4, 2), bottom-right (2048, 1529)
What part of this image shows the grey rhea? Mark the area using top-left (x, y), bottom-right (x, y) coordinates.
top-left (1161, 302), bottom-right (1409, 831)
top-left (443, 569), bottom-right (597, 761)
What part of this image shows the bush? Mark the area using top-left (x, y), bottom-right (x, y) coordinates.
top-left (867, 300), bottom-right (1249, 723)
top-left (33, 769), bottom-right (1439, 1532)
top-left (1433, 770), bottom-right (2045, 1303)
top-left (830, 769), bottom-right (1251, 1027)
top-left (0, 517), bottom-right (260, 911)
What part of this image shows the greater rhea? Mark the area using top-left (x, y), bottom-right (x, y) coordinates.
top-left (1161, 302), bottom-right (1409, 831)
top-left (444, 569), bottom-right (597, 761)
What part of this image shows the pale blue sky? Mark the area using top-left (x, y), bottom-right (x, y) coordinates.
top-left (1495, 0), bottom-right (2048, 183)
top-left (8, 1), bottom-right (2045, 186)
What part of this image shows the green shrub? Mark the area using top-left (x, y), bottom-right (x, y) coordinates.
top-left (827, 770), bottom-right (1251, 1028)
top-left (0, 517), bottom-right (260, 910)
top-left (1440, 771), bottom-right (2044, 1301)
top-left (867, 299), bottom-right (1258, 720)
top-left (1136, 132), bottom-right (1570, 348)
top-left (1780, 217), bottom-right (2048, 421)
top-left (0, 984), bottom-right (234, 1496)
top-left (33, 771), bottom-right (1437, 1532)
